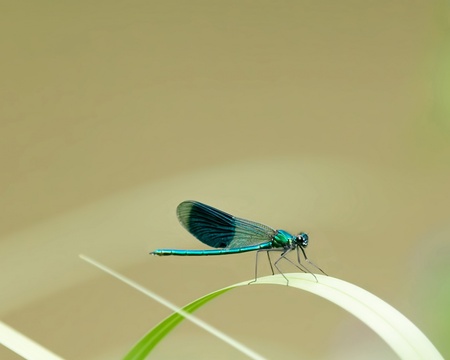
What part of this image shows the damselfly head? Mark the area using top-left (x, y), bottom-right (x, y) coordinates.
top-left (296, 232), bottom-right (309, 247)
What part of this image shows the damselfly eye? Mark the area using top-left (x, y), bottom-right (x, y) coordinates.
top-left (297, 232), bottom-right (309, 247)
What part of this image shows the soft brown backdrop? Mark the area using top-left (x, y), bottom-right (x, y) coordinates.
top-left (1, 1), bottom-right (449, 359)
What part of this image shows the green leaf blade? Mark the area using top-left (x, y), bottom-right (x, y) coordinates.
top-left (124, 273), bottom-right (443, 360)
top-left (123, 288), bottom-right (232, 360)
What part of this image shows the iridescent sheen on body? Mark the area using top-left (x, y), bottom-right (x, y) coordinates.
top-left (150, 200), bottom-right (325, 283)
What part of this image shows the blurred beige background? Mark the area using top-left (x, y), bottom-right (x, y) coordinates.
top-left (1, 1), bottom-right (449, 359)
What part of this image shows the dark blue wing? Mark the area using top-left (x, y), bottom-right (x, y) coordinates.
top-left (177, 201), bottom-right (276, 249)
